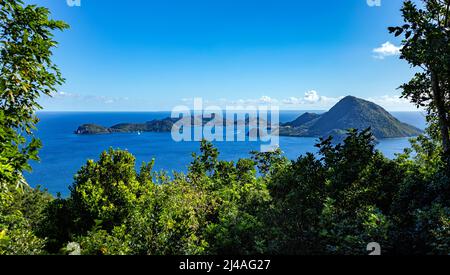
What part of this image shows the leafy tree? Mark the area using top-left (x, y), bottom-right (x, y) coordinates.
top-left (37, 195), bottom-right (73, 253)
top-left (390, 0), bottom-right (450, 171)
top-left (0, 0), bottom-right (67, 254)
top-left (389, 129), bottom-right (450, 254)
top-left (76, 225), bottom-right (132, 255)
top-left (265, 130), bottom-right (405, 255)
top-left (205, 158), bottom-right (270, 255)
top-left (385, 0), bottom-right (450, 254)
top-left (69, 149), bottom-right (151, 233)
top-left (0, 184), bottom-right (49, 255)
top-left (148, 175), bottom-right (213, 255)
top-left (34, 134), bottom-right (450, 255)
top-left (263, 152), bottom-right (326, 254)
top-left (0, 0), bottom-right (68, 186)
top-left (186, 141), bottom-right (271, 255)
top-left (3, 0), bottom-right (450, 257)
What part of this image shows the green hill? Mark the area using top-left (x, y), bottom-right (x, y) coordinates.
top-left (283, 112), bottom-right (321, 128)
top-left (280, 96), bottom-right (423, 139)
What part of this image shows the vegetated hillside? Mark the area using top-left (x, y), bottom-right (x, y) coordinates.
top-left (283, 112), bottom-right (321, 128)
top-left (308, 96), bottom-right (422, 138)
top-left (279, 96), bottom-right (422, 139)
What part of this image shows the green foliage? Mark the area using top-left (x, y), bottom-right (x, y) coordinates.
top-left (2, 132), bottom-right (449, 256)
top-left (263, 129), bottom-right (398, 254)
top-left (0, 0), bottom-right (68, 186)
top-left (0, 0), bottom-right (66, 254)
top-left (0, 224), bottom-right (46, 255)
top-left (319, 202), bottom-right (390, 255)
top-left (69, 148), bottom-right (145, 232)
top-left (262, 152), bottom-right (326, 254)
top-left (149, 176), bottom-right (212, 255)
top-left (0, 185), bottom-right (50, 255)
top-left (390, 0), bottom-right (450, 169)
top-left (77, 225), bottom-right (132, 255)
top-left (1, 0), bottom-right (450, 256)
top-left (37, 196), bottom-right (73, 253)
top-left (415, 203), bottom-right (450, 255)
top-left (34, 141), bottom-right (271, 255)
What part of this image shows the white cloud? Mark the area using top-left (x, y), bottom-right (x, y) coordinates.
top-left (50, 92), bottom-right (417, 112)
top-left (259, 96), bottom-right (277, 104)
top-left (49, 92), bottom-right (129, 105)
top-left (303, 90), bottom-right (320, 103)
top-left (226, 96), bottom-right (279, 106)
top-left (367, 95), bottom-right (417, 111)
top-left (54, 91), bottom-right (78, 98)
top-left (373, 42), bottom-right (402, 59)
top-left (282, 91), bottom-right (341, 107)
top-left (282, 97), bottom-right (302, 105)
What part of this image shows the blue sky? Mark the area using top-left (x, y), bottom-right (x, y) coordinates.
top-left (30, 0), bottom-right (420, 111)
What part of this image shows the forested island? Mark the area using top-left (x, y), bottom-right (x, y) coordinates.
top-left (75, 96), bottom-right (422, 140)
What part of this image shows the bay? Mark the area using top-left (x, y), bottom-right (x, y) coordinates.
top-left (25, 111), bottom-right (427, 195)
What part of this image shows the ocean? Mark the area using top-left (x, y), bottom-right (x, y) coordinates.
top-left (26, 111), bottom-right (427, 196)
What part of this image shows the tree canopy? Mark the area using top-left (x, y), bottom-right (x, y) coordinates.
top-left (1, 0), bottom-right (450, 255)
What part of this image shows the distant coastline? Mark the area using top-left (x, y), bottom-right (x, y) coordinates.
top-left (74, 96), bottom-right (423, 140)
top-left (27, 110), bottom-right (425, 196)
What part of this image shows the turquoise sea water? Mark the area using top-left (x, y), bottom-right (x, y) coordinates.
top-left (26, 111), bottom-right (427, 196)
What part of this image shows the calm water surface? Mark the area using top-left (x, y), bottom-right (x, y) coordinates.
top-left (26, 111), bottom-right (427, 195)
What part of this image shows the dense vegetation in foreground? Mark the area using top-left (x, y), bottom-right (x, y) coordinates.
top-left (1, 132), bottom-right (450, 255)
top-left (1, 0), bottom-right (450, 255)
